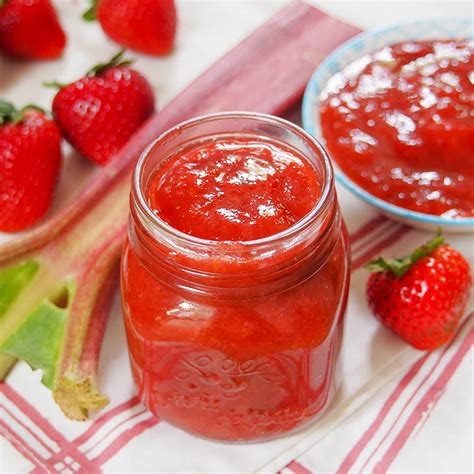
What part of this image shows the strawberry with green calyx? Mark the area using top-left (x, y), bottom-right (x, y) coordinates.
top-left (0, 0), bottom-right (66, 60)
top-left (82, 0), bottom-right (176, 56)
top-left (46, 50), bottom-right (155, 166)
top-left (0, 100), bottom-right (45, 123)
top-left (366, 232), bottom-right (472, 350)
top-left (0, 100), bottom-right (62, 232)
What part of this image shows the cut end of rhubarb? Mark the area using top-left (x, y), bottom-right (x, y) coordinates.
top-left (54, 377), bottom-right (109, 421)
top-left (0, 252), bottom-right (116, 420)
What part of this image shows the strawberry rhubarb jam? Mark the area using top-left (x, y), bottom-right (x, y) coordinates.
top-left (320, 39), bottom-right (474, 217)
top-left (121, 113), bottom-right (350, 442)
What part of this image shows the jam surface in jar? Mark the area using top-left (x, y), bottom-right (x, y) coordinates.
top-left (148, 136), bottom-right (321, 241)
top-left (122, 116), bottom-right (350, 442)
top-left (320, 39), bottom-right (474, 217)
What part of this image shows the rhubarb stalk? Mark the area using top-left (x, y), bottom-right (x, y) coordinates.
top-left (0, 0), bottom-right (360, 420)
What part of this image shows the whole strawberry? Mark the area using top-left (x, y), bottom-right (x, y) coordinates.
top-left (0, 0), bottom-right (66, 60)
top-left (0, 101), bottom-right (62, 232)
top-left (366, 233), bottom-right (472, 350)
top-left (49, 50), bottom-right (155, 166)
top-left (83, 0), bottom-right (176, 56)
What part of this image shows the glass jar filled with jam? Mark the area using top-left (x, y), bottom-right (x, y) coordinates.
top-left (121, 112), bottom-right (350, 442)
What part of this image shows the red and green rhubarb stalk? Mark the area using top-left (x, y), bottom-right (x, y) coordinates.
top-left (0, 172), bottom-right (128, 419)
top-left (0, 0), bottom-right (360, 420)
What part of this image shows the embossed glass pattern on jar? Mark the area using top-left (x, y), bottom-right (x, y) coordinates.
top-left (121, 113), bottom-right (351, 442)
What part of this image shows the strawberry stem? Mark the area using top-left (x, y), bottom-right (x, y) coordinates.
top-left (43, 51), bottom-right (134, 91)
top-left (366, 230), bottom-right (445, 277)
top-left (86, 49), bottom-right (134, 77)
top-left (43, 81), bottom-right (70, 90)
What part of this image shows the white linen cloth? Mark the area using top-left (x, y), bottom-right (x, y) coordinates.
top-left (1, 1), bottom-right (472, 472)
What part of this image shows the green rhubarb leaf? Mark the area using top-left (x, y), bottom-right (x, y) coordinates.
top-left (0, 283), bottom-right (74, 388)
top-left (0, 260), bottom-right (39, 317)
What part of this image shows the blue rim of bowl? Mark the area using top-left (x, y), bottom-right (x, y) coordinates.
top-left (302, 19), bottom-right (474, 227)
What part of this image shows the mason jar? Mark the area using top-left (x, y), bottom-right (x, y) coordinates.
top-left (121, 112), bottom-right (350, 442)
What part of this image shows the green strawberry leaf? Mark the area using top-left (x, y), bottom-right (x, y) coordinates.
top-left (365, 230), bottom-right (445, 277)
top-left (0, 101), bottom-right (46, 124)
top-left (0, 100), bottom-right (16, 124)
top-left (43, 81), bottom-right (70, 90)
top-left (82, 6), bottom-right (97, 21)
top-left (82, 0), bottom-right (98, 21)
top-left (86, 49), bottom-right (134, 76)
top-left (44, 50), bottom-right (134, 90)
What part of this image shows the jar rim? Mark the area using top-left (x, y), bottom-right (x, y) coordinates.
top-left (132, 111), bottom-right (334, 250)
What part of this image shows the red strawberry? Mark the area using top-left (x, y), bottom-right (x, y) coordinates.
top-left (83, 0), bottom-right (176, 56)
top-left (0, 101), bottom-right (62, 232)
top-left (0, 0), bottom-right (66, 60)
top-left (366, 233), bottom-right (472, 350)
top-left (49, 50), bottom-right (155, 166)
